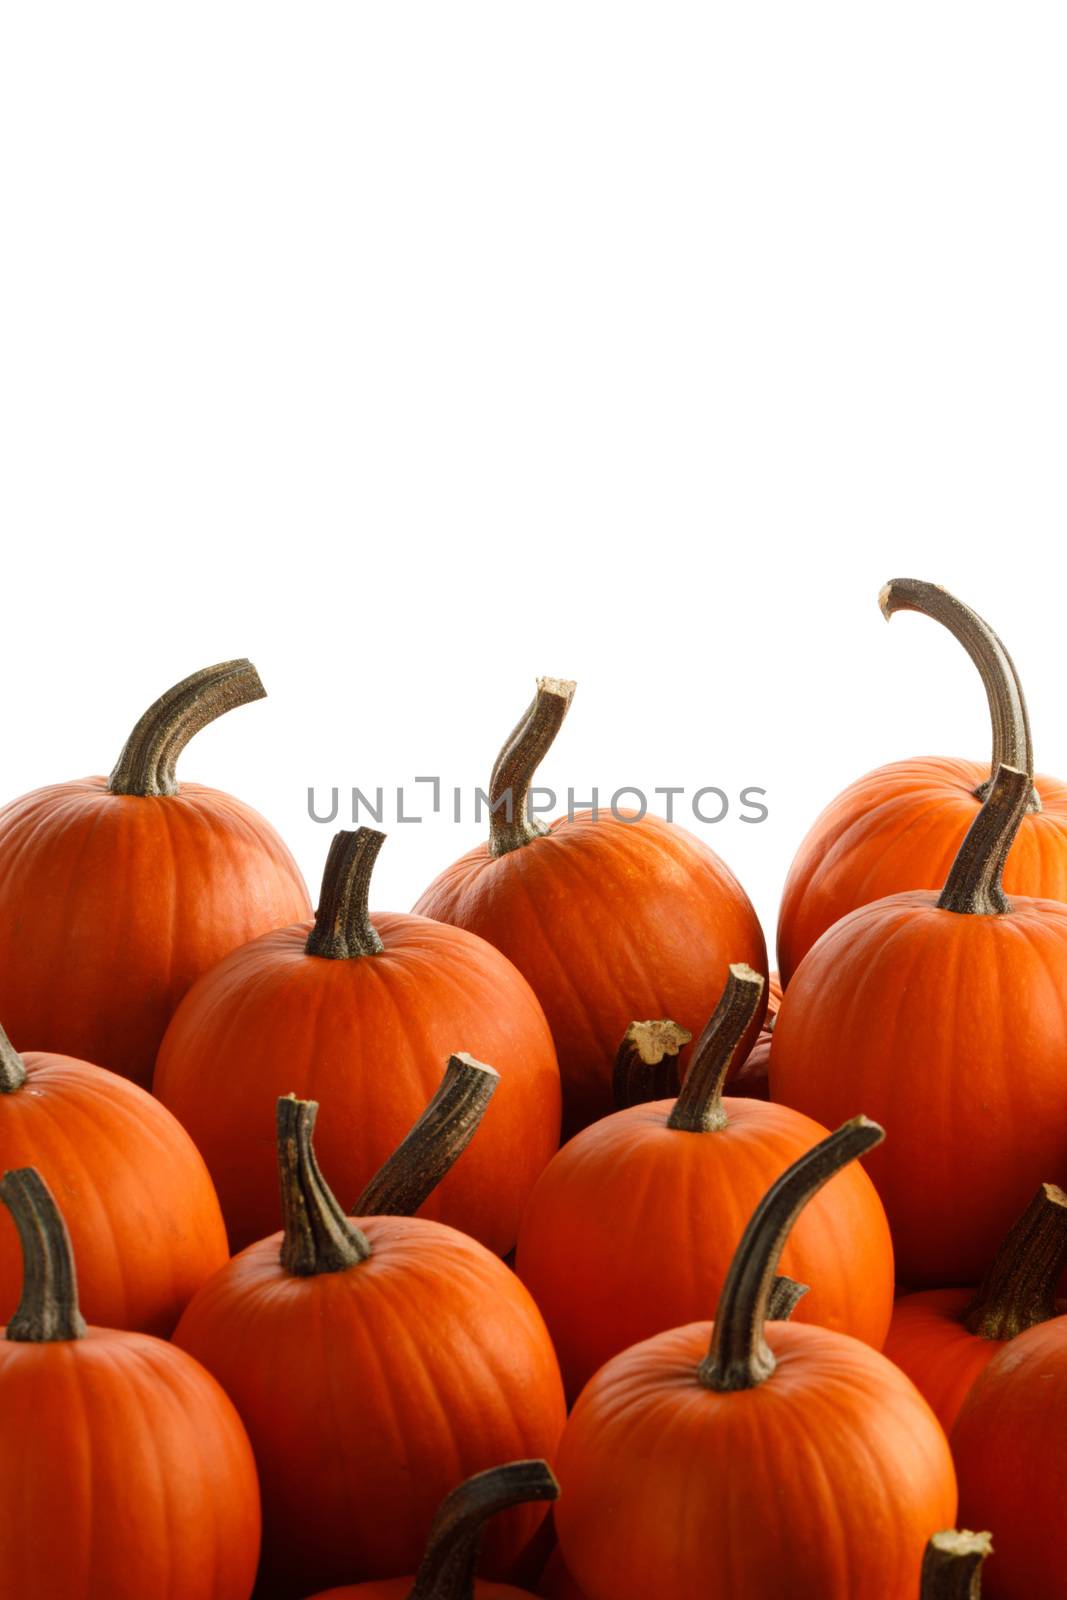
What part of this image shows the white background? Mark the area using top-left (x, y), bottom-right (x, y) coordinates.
top-left (2, 6), bottom-right (1065, 953)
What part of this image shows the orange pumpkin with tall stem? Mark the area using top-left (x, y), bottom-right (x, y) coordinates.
top-left (778, 580), bottom-right (1067, 983)
top-left (516, 966), bottom-right (893, 1400)
top-left (772, 763), bottom-right (1067, 1285)
top-left (414, 678), bottom-right (766, 1133)
top-left (0, 660), bottom-right (309, 1085)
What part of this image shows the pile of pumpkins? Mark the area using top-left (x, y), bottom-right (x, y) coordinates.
top-left (1, 579), bottom-right (1066, 1598)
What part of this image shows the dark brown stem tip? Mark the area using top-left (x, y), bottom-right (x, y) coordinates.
top-left (938, 764), bottom-right (1031, 917)
top-left (0, 1023), bottom-right (27, 1094)
top-left (306, 828), bottom-right (386, 960)
top-left (353, 1053), bottom-right (500, 1219)
top-left (277, 1095), bottom-right (371, 1277)
top-left (667, 963), bottom-right (765, 1135)
top-left (921, 1530), bottom-right (992, 1598)
top-left (1, 1167), bottom-right (87, 1343)
top-left (613, 1020), bottom-right (692, 1110)
top-left (108, 659), bottom-right (266, 797)
top-left (409, 1460), bottom-right (559, 1600)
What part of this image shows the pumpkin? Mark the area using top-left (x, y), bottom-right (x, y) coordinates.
top-left (554, 1118), bottom-right (957, 1600)
top-left (778, 580), bottom-right (1067, 983)
top-left (0, 1022), bottom-right (227, 1334)
top-left (954, 1316), bottom-right (1067, 1596)
top-left (921, 1533), bottom-right (992, 1598)
top-left (537, 1550), bottom-right (587, 1600)
top-left (730, 969), bottom-right (781, 1102)
top-left (771, 762), bottom-right (1067, 1285)
top-left (515, 966), bottom-right (894, 1400)
top-left (303, 1460), bottom-right (558, 1599)
top-left (0, 1166), bottom-right (260, 1598)
top-left (0, 660), bottom-right (310, 1085)
top-left (174, 1070), bottom-right (566, 1599)
top-left (413, 678), bottom-right (767, 1133)
top-left (885, 1183), bottom-right (1067, 1433)
top-left (156, 827), bottom-right (560, 1254)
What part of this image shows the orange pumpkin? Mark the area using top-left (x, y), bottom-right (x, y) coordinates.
top-left (0, 1023), bottom-right (227, 1334)
top-left (885, 1183), bottom-right (1067, 1433)
top-left (0, 1167), bottom-right (261, 1597)
top-left (304, 1460), bottom-right (558, 1599)
top-left (554, 1119), bottom-right (957, 1600)
top-left (156, 827), bottom-right (560, 1254)
top-left (414, 678), bottom-right (766, 1134)
top-left (954, 1316), bottom-right (1067, 1596)
top-left (0, 660), bottom-right (309, 1085)
top-left (174, 1073), bottom-right (566, 1599)
top-left (771, 764), bottom-right (1067, 1285)
top-left (515, 966), bottom-right (893, 1400)
top-left (778, 580), bottom-right (1067, 983)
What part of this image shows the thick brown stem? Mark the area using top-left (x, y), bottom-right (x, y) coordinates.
top-left (305, 829), bottom-right (385, 959)
top-left (488, 678), bottom-right (576, 856)
top-left (0, 1168), bottom-right (87, 1342)
top-left (0, 1023), bottom-right (27, 1094)
top-left (937, 764), bottom-right (1031, 915)
top-left (667, 965), bottom-right (765, 1134)
top-left (698, 1117), bottom-right (885, 1391)
top-left (277, 1097), bottom-right (371, 1277)
top-left (108, 660), bottom-right (265, 797)
top-left (613, 1020), bottom-right (692, 1110)
top-left (880, 579), bottom-right (1038, 810)
top-left (407, 1460), bottom-right (558, 1600)
top-left (353, 1054), bottom-right (499, 1218)
top-left (961, 1182), bottom-right (1067, 1340)
top-left (768, 1276), bottom-right (809, 1321)
top-left (921, 1531), bottom-right (992, 1598)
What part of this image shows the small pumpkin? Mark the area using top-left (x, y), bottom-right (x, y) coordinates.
top-left (304, 1460), bottom-right (558, 1599)
top-left (885, 1183), bottom-right (1067, 1433)
top-left (954, 1316), bottom-right (1067, 1596)
top-left (778, 580), bottom-right (1067, 983)
top-left (413, 678), bottom-right (767, 1133)
top-left (174, 1065), bottom-right (566, 1599)
top-left (0, 660), bottom-right (310, 1085)
top-left (156, 827), bottom-right (560, 1254)
top-left (0, 1022), bottom-right (227, 1334)
top-left (0, 1167), bottom-right (261, 1598)
top-left (515, 966), bottom-right (893, 1400)
top-left (554, 1118), bottom-right (957, 1600)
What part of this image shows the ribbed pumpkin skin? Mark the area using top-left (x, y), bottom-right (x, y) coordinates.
top-left (777, 759), bottom-right (1067, 984)
top-left (173, 1216), bottom-right (566, 1599)
top-left (155, 914), bottom-right (560, 1255)
top-left (515, 1099), bottom-right (894, 1401)
top-left (770, 891), bottom-right (1067, 1285)
top-left (307, 1584), bottom-right (531, 1599)
top-left (0, 780), bottom-right (310, 1087)
top-left (556, 1321), bottom-right (956, 1600)
top-left (954, 1317), bottom-right (1067, 1598)
top-left (0, 1326), bottom-right (261, 1598)
top-left (0, 1052), bottom-right (227, 1335)
top-left (883, 1290), bottom-right (1006, 1435)
top-left (414, 812), bottom-right (767, 1134)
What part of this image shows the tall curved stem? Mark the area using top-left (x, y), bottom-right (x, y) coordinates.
top-left (408, 1461), bottom-right (558, 1600)
top-left (938, 764), bottom-right (1030, 915)
top-left (667, 965), bottom-right (764, 1133)
top-left (488, 678), bottom-right (575, 856)
top-left (0, 1168), bottom-right (87, 1342)
top-left (305, 829), bottom-right (386, 958)
top-left (108, 659), bottom-right (265, 797)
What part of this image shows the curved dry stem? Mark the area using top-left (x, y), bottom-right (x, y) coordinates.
top-left (921, 1530), bottom-right (992, 1598)
top-left (108, 659), bottom-right (265, 797)
top-left (408, 1460), bottom-right (558, 1600)
top-left (305, 828), bottom-right (386, 959)
top-left (0, 1023), bottom-right (27, 1094)
top-left (667, 965), bottom-right (764, 1134)
top-left (937, 764), bottom-right (1031, 915)
top-left (612, 1019), bottom-right (692, 1110)
top-left (962, 1182), bottom-right (1067, 1341)
top-left (0, 1168), bottom-right (87, 1342)
top-left (488, 678), bottom-right (575, 856)
top-left (277, 1096), bottom-right (371, 1276)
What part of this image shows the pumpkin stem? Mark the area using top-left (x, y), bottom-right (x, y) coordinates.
top-left (937, 764), bottom-right (1031, 916)
top-left (667, 965), bottom-right (765, 1134)
top-left (305, 829), bottom-right (386, 959)
top-left (407, 1460), bottom-right (559, 1600)
top-left (960, 1182), bottom-right (1067, 1341)
top-left (0, 1168), bottom-right (87, 1342)
top-left (921, 1530), bottom-right (992, 1598)
top-left (0, 1023), bottom-right (27, 1094)
top-left (277, 1096), bottom-right (372, 1276)
top-left (613, 1020), bottom-right (692, 1110)
top-left (353, 1053), bottom-right (500, 1218)
top-left (698, 1117), bottom-right (885, 1392)
top-left (108, 659), bottom-right (266, 797)
top-left (880, 579), bottom-right (1039, 810)
top-left (768, 1275), bottom-right (809, 1320)
top-left (488, 678), bottom-right (576, 856)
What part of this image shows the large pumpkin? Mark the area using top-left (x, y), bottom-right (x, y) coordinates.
top-left (554, 1119), bottom-right (957, 1599)
top-left (777, 580), bottom-right (1067, 983)
top-left (0, 660), bottom-right (310, 1085)
top-left (885, 1183), bottom-right (1067, 1432)
top-left (0, 1023), bottom-right (227, 1334)
top-left (771, 763), bottom-right (1067, 1285)
top-left (0, 1167), bottom-right (261, 1598)
top-left (156, 827), bottom-right (560, 1254)
top-left (413, 678), bottom-right (766, 1133)
top-left (515, 966), bottom-right (893, 1400)
top-left (174, 1080), bottom-right (566, 1598)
